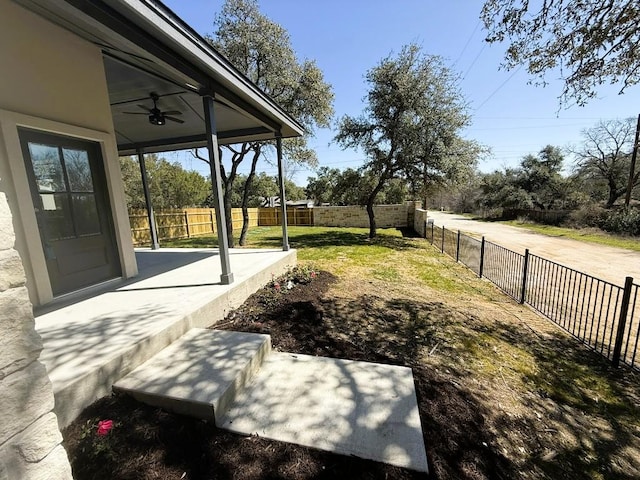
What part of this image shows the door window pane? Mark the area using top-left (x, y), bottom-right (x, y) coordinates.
top-left (63, 148), bottom-right (94, 192)
top-left (72, 194), bottom-right (101, 236)
top-left (28, 143), bottom-right (66, 192)
top-left (41, 194), bottom-right (74, 240)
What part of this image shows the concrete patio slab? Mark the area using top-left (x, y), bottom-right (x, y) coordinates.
top-left (35, 247), bottom-right (296, 428)
top-left (114, 329), bottom-right (271, 423)
top-left (222, 352), bottom-right (428, 473)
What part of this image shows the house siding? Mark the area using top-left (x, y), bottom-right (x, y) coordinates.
top-left (0, 0), bottom-right (137, 306)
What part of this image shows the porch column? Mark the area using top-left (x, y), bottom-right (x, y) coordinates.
top-left (276, 135), bottom-right (290, 251)
top-left (202, 94), bottom-right (234, 284)
top-left (137, 150), bottom-right (159, 250)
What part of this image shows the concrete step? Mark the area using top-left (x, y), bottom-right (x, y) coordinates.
top-left (114, 328), bottom-right (429, 473)
top-left (220, 352), bottom-right (429, 473)
top-left (113, 328), bottom-right (271, 424)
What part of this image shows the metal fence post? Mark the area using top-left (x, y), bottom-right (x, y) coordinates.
top-left (479, 237), bottom-right (485, 278)
top-left (441, 226), bottom-right (445, 253)
top-left (456, 230), bottom-right (461, 262)
top-left (424, 221), bottom-right (427, 239)
top-left (612, 276), bottom-right (634, 367)
top-left (431, 222), bottom-right (434, 244)
top-left (520, 249), bottom-right (530, 304)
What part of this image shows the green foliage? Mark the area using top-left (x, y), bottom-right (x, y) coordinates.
top-left (76, 419), bottom-right (119, 463)
top-left (565, 204), bottom-right (607, 228)
top-left (216, 172), bottom-right (304, 208)
top-left (478, 145), bottom-right (577, 212)
top-left (204, 0), bottom-right (333, 246)
top-left (305, 167), bottom-right (408, 205)
top-left (599, 207), bottom-right (640, 236)
top-left (120, 155), bottom-right (210, 209)
top-left (335, 44), bottom-right (479, 237)
top-left (259, 264), bottom-right (319, 307)
top-left (482, 0), bottom-right (640, 106)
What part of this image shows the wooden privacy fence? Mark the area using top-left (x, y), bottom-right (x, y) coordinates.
top-left (258, 207), bottom-right (313, 227)
top-left (129, 208), bottom-right (258, 245)
top-left (129, 207), bottom-right (313, 245)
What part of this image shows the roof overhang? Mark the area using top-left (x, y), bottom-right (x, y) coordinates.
top-left (14, 0), bottom-right (305, 155)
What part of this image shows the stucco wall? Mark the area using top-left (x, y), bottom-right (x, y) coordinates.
top-left (314, 204), bottom-right (411, 228)
top-left (0, 191), bottom-right (73, 479)
top-left (0, 0), bottom-right (136, 305)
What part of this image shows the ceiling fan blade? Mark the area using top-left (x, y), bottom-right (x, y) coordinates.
top-left (163, 110), bottom-right (183, 116)
top-left (137, 104), bottom-right (153, 112)
top-left (165, 116), bottom-right (185, 124)
top-left (122, 111), bottom-right (149, 115)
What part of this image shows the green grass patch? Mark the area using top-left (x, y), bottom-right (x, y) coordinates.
top-left (501, 220), bottom-right (640, 251)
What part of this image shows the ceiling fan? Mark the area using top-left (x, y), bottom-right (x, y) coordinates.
top-left (123, 92), bottom-right (184, 125)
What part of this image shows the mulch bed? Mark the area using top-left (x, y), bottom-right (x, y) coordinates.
top-left (62, 269), bottom-right (512, 480)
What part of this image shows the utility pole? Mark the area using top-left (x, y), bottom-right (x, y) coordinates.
top-left (624, 113), bottom-right (640, 206)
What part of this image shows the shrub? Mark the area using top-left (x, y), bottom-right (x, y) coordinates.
top-left (598, 207), bottom-right (640, 236)
top-left (564, 204), bottom-right (606, 228)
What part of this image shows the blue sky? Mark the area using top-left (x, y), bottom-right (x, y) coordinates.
top-left (163, 0), bottom-right (640, 185)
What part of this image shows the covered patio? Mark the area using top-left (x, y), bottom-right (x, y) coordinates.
top-left (35, 247), bottom-right (296, 428)
top-left (1, 1), bottom-right (306, 477)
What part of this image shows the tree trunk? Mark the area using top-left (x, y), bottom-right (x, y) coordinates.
top-left (223, 182), bottom-right (235, 248)
top-left (239, 147), bottom-right (261, 246)
top-left (366, 199), bottom-right (377, 239)
top-left (366, 176), bottom-right (388, 239)
top-left (605, 177), bottom-right (620, 208)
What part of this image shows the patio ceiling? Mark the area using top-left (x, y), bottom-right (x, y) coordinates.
top-left (15, 0), bottom-right (305, 155)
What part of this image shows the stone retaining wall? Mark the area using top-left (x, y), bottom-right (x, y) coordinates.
top-left (0, 191), bottom-right (73, 480)
top-left (313, 203), bottom-right (412, 229)
top-left (414, 208), bottom-right (429, 237)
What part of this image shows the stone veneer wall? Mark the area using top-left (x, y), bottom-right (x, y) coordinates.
top-left (414, 208), bottom-right (429, 237)
top-left (314, 203), bottom-right (411, 228)
top-left (0, 191), bottom-right (73, 480)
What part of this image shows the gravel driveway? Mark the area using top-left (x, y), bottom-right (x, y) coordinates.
top-left (425, 211), bottom-right (640, 287)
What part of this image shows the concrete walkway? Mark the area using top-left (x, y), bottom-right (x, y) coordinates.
top-left (114, 329), bottom-right (429, 473)
top-left (426, 211), bottom-right (640, 286)
top-left (36, 248), bottom-right (295, 428)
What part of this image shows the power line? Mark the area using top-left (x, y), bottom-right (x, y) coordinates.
top-left (467, 122), bottom-right (593, 131)
top-left (453, 19), bottom-right (481, 66)
top-left (462, 43), bottom-right (486, 80)
top-left (474, 65), bottom-right (523, 112)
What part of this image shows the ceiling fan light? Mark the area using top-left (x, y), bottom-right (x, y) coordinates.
top-left (149, 113), bottom-right (165, 125)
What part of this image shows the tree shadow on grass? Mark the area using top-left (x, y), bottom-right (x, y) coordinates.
top-left (229, 282), bottom-right (640, 480)
top-left (477, 319), bottom-right (640, 479)
top-left (63, 271), bottom-right (640, 480)
top-left (228, 285), bottom-right (516, 480)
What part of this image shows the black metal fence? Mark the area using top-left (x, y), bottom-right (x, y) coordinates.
top-left (425, 222), bottom-right (640, 370)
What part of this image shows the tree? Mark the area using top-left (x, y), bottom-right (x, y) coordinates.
top-left (478, 146), bottom-right (578, 212)
top-left (479, 168), bottom-right (532, 211)
top-left (204, 0), bottom-right (333, 246)
top-left (517, 145), bottom-right (567, 210)
top-left (572, 118), bottom-right (638, 207)
top-left (305, 167), bottom-right (340, 205)
top-left (335, 44), bottom-right (475, 238)
top-left (481, 0), bottom-right (640, 106)
top-left (119, 155), bottom-right (210, 209)
top-left (305, 167), bottom-right (408, 206)
top-left (408, 137), bottom-right (485, 208)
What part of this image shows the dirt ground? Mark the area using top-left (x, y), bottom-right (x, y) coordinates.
top-left (425, 211), bottom-right (640, 286)
top-left (63, 254), bottom-right (640, 480)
